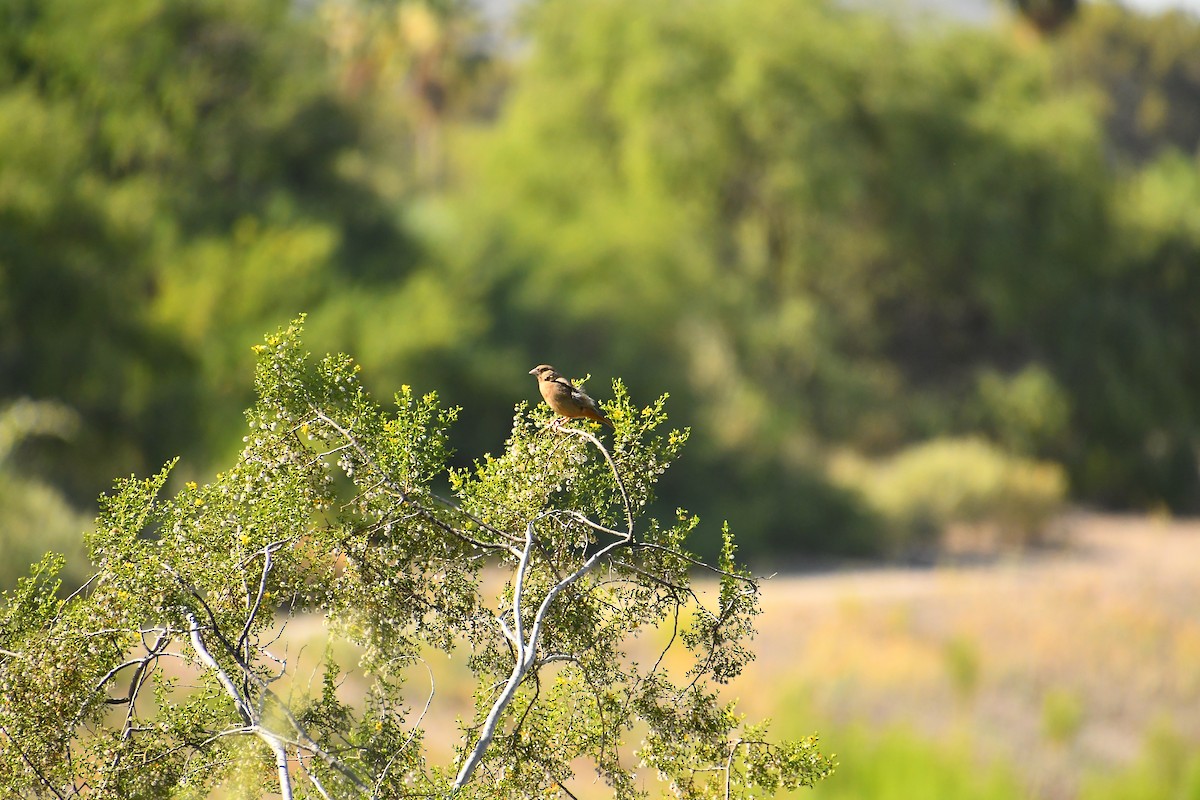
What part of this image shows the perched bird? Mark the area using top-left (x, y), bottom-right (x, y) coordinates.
top-left (528, 364), bottom-right (615, 429)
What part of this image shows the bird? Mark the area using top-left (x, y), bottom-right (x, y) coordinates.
top-left (528, 364), bottom-right (615, 429)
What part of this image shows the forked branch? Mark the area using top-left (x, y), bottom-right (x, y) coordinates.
top-left (452, 426), bottom-right (634, 792)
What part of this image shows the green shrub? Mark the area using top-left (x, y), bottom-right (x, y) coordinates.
top-left (1042, 687), bottom-right (1085, 745)
top-left (830, 437), bottom-right (1067, 553)
top-left (0, 400), bottom-right (91, 592)
top-left (1081, 720), bottom-right (1200, 800)
top-left (973, 365), bottom-right (1071, 456)
top-left (795, 725), bottom-right (1024, 800)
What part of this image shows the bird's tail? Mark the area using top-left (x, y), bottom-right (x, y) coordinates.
top-left (586, 409), bottom-right (615, 429)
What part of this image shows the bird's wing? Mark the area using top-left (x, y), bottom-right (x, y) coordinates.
top-left (552, 375), bottom-right (605, 413)
top-left (570, 386), bottom-right (601, 411)
top-left (551, 375), bottom-right (579, 393)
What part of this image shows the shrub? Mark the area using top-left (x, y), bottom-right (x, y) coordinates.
top-left (0, 320), bottom-right (832, 799)
top-left (0, 400), bottom-right (90, 592)
top-left (1042, 687), bottom-right (1085, 745)
top-left (830, 437), bottom-right (1067, 554)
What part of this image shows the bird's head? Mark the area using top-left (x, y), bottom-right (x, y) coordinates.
top-left (529, 364), bottom-right (559, 381)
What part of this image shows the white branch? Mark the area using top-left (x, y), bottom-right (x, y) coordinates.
top-left (557, 426), bottom-right (634, 535)
top-left (724, 738), bottom-right (744, 800)
top-left (512, 521), bottom-right (536, 647)
top-left (263, 733), bottom-right (294, 800)
top-left (453, 526), bottom-right (539, 789)
top-left (299, 753), bottom-right (335, 800)
top-left (237, 540), bottom-right (289, 655)
top-left (453, 432), bottom-right (638, 792)
top-left (186, 612), bottom-right (253, 725)
top-left (186, 611), bottom-right (370, 794)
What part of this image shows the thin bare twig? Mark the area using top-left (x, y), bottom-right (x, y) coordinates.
top-left (373, 657), bottom-right (438, 796)
top-left (298, 753), bottom-right (335, 800)
top-left (556, 426), bottom-right (634, 535)
top-left (237, 540), bottom-right (288, 656)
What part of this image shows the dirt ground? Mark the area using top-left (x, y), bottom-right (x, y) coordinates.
top-left (735, 513), bottom-right (1200, 798)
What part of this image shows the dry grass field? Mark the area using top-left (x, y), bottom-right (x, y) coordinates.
top-left (737, 513), bottom-right (1200, 799)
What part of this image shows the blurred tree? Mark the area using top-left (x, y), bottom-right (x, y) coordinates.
top-left (319, 0), bottom-right (499, 187)
top-left (0, 400), bottom-right (90, 592)
top-left (442, 0), bottom-right (1141, 551)
top-left (1057, 5), bottom-right (1200, 164)
top-left (6, 0), bottom-right (1200, 560)
top-left (0, 0), bottom-right (493, 496)
top-left (1045, 7), bottom-right (1200, 507)
top-left (1012, 0), bottom-right (1078, 35)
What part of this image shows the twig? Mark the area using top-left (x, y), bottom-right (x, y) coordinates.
top-left (237, 540), bottom-right (288, 656)
top-left (298, 753), bottom-right (335, 800)
top-left (557, 426), bottom-right (634, 535)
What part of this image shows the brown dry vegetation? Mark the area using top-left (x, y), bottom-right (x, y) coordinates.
top-left (738, 513), bottom-right (1200, 798)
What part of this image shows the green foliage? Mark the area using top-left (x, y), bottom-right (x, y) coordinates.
top-left (440, 0), bottom-right (1158, 550)
top-left (1057, 5), bottom-right (1200, 165)
top-left (973, 366), bottom-right (1071, 456)
top-left (0, 400), bottom-right (91, 591)
top-left (1041, 687), bottom-right (1084, 745)
top-left (830, 437), bottom-right (1067, 552)
top-left (0, 321), bottom-right (831, 798)
top-left (797, 725), bottom-right (1023, 800)
top-left (6, 0), bottom-right (1200, 563)
top-left (0, 0), bottom-right (457, 498)
top-left (1080, 721), bottom-right (1200, 800)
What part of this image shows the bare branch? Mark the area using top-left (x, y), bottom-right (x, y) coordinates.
top-left (631, 541), bottom-right (760, 584)
top-left (512, 521), bottom-right (536, 647)
top-left (453, 430), bottom-right (640, 792)
top-left (262, 733), bottom-right (294, 800)
top-left (117, 631), bottom-right (169, 740)
top-left (556, 426), bottom-right (634, 535)
top-left (59, 572), bottom-right (101, 609)
top-left (93, 658), bottom-right (151, 699)
top-left (237, 540), bottom-right (288, 656)
top-left (186, 612), bottom-right (252, 726)
top-left (453, 526), bottom-right (539, 789)
top-left (375, 657), bottom-right (438, 795)
top-left (298, 753), bottom-right (335, 800)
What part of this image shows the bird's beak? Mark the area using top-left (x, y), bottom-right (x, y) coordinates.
top-left (528, 368), bottom-right (538, 375)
